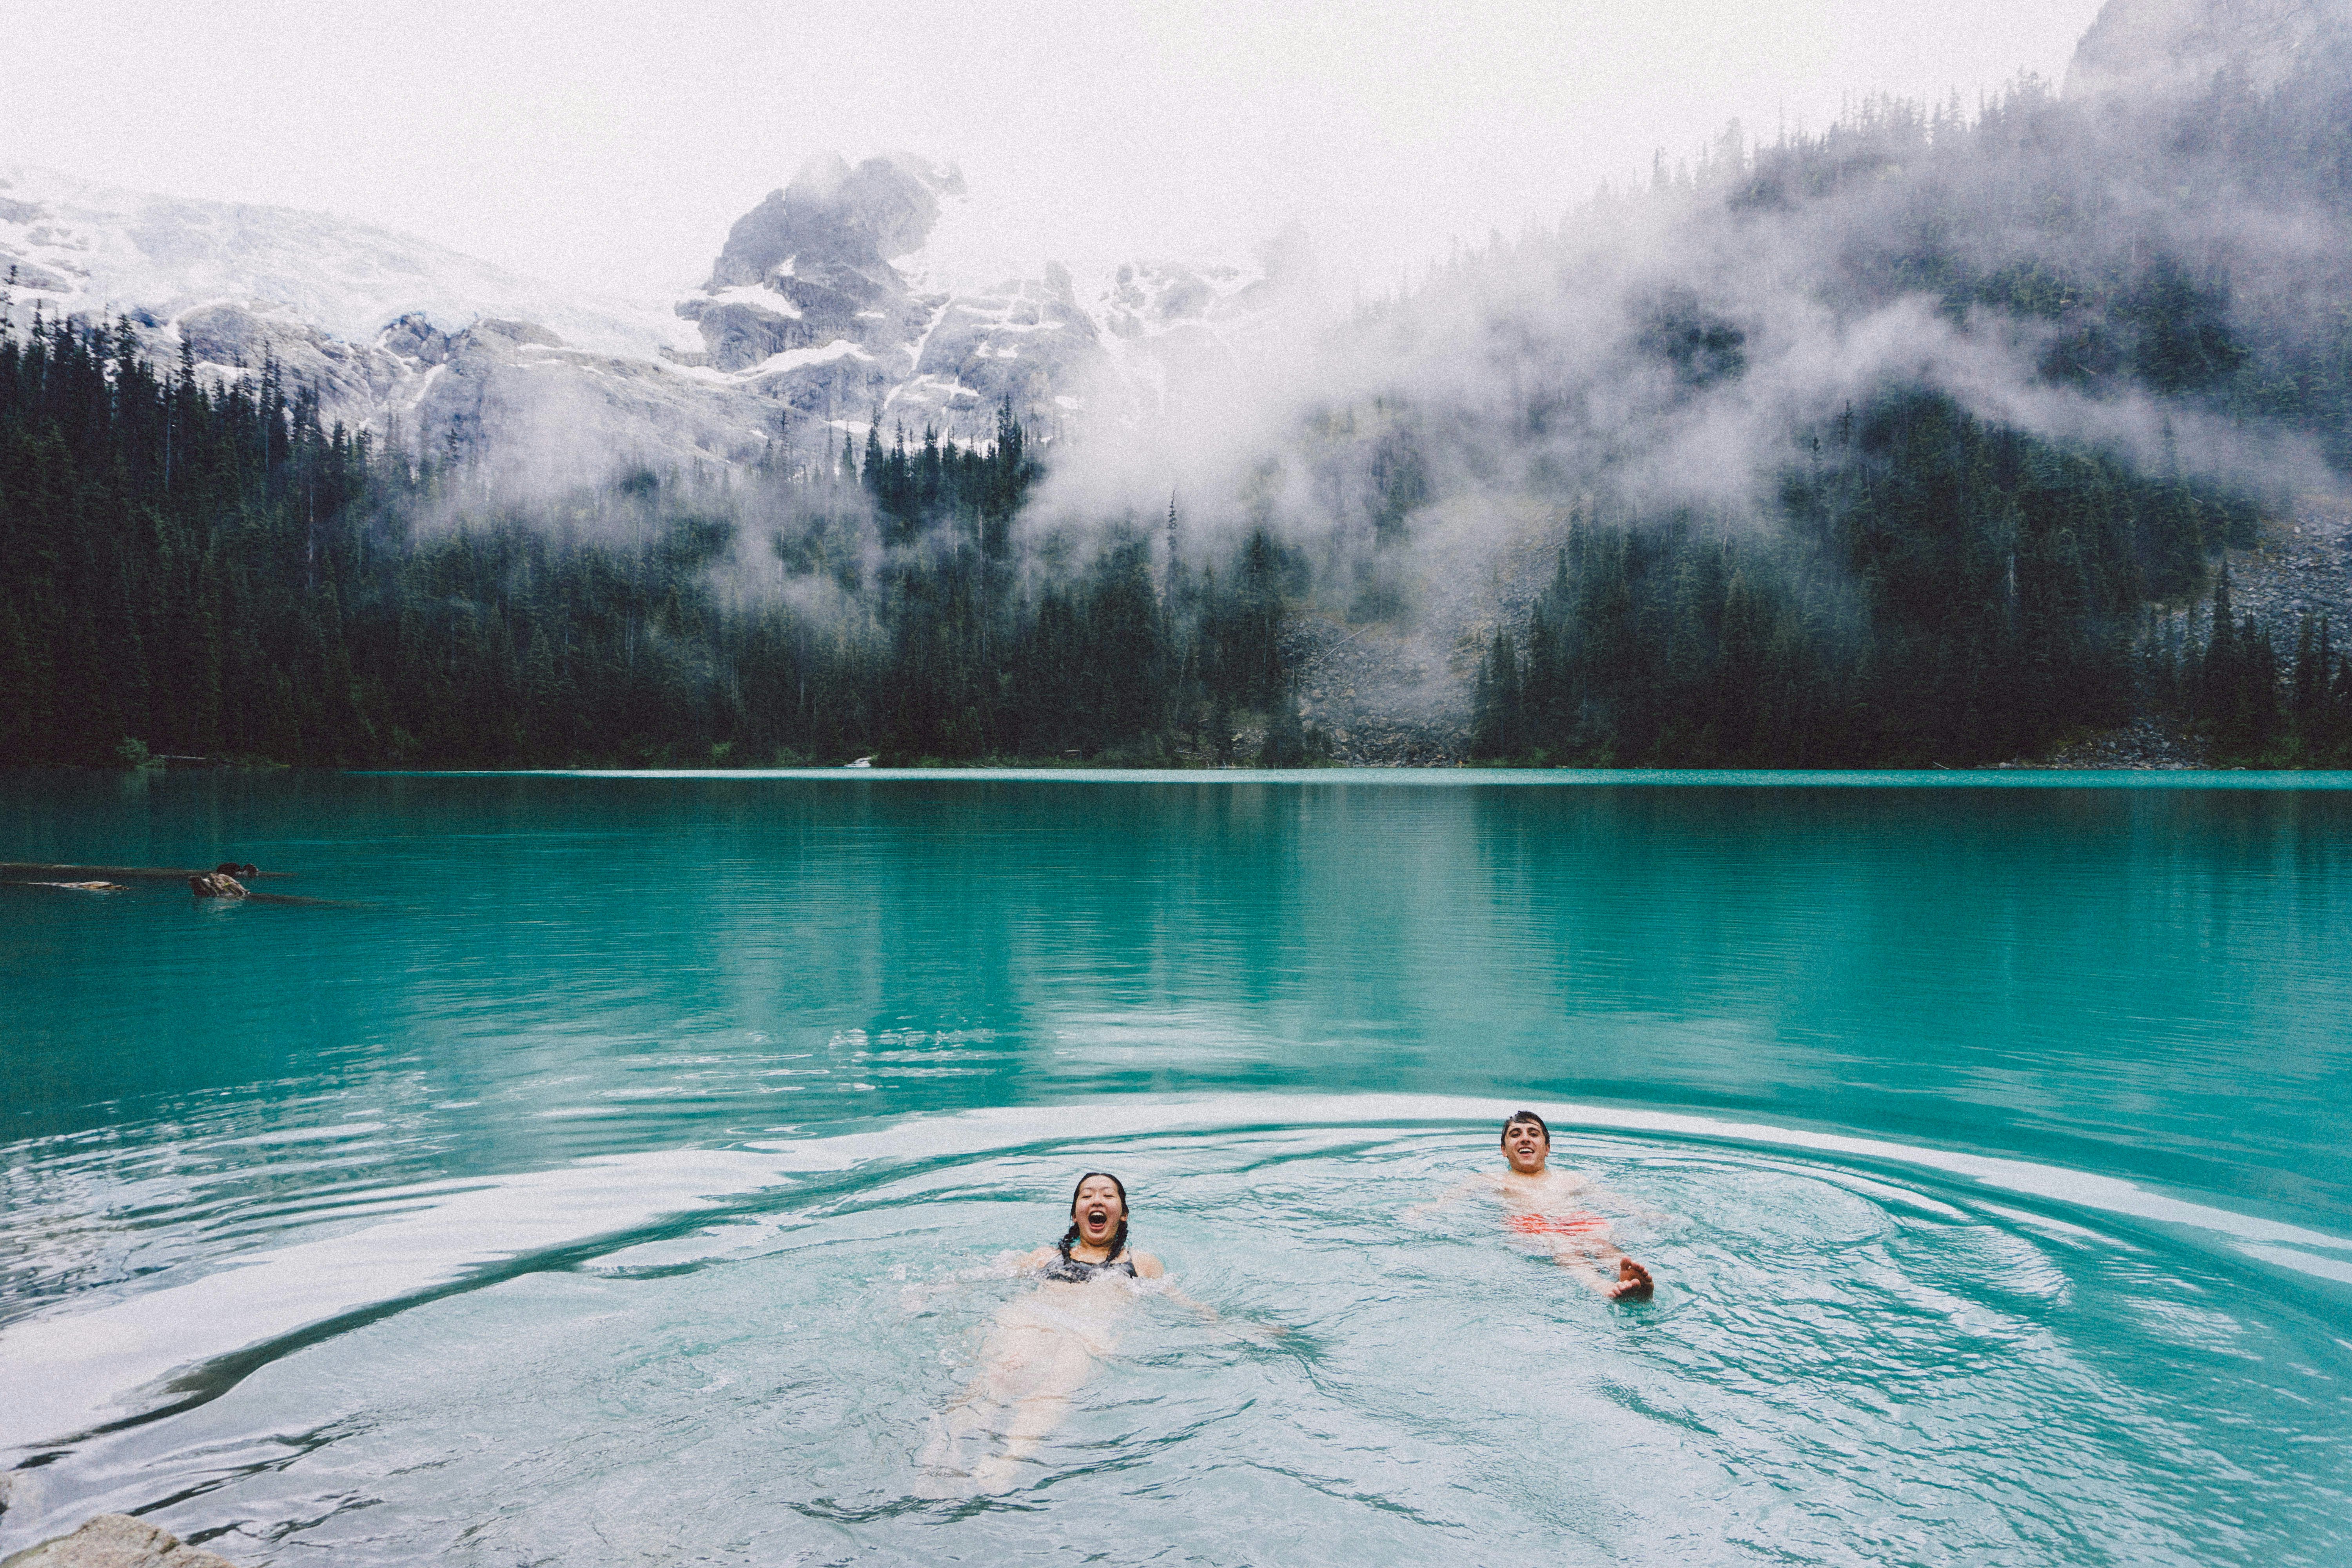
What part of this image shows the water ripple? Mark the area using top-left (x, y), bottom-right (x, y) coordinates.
top-left (2, 1097), bottom-right (2346, 1566)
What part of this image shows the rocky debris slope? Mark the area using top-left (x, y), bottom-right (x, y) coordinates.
top-left (2230, 494), bottom-right (2352, 642)
top-left (1992, 495), bottom-right (2348, 769)
top-left (1994, 715), bottom-right (2213, 769)
top-left (0, 1515), bottom-right (237, 1568)
top-left (1289, 500), bottom-right (1575, 766)
top-left (2067, 0), bottom-right (2348, 100)
top-left (1289, 616), bottom-right (1467, 765)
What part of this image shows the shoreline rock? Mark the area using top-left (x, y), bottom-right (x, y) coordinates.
top-left (0, 1515), bottom-right (237, 1568)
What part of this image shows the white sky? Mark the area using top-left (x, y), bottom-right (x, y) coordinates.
top-left (2, 0), bottom-right (2109, 298)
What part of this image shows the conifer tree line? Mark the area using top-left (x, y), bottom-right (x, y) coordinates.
top-left (1469, 392), bottom-right (2352, 766)
top-left (0, 307), bottom-right (1305, 767)
top-left (1448, 47), bottom-right (2352, 768)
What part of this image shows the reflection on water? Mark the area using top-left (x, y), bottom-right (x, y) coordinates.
top-left (3, 773), bottom-right (2351, 1563)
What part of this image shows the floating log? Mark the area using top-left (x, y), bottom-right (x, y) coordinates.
top-left (0, 862), bottom-right (292, 882)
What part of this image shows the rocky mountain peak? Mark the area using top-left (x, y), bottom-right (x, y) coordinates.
top-left (706, 152), bottom-right (963, 290)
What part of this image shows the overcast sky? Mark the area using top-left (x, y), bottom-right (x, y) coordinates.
top-left (3, 0), bottom-right (2109, 298)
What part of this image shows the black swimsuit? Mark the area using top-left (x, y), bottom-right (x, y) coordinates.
top-left (1040, 1246), bottom-right (1138, 1283)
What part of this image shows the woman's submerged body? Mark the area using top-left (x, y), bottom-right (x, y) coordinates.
top-left (920, 1174), bottom-right (1171, 1494)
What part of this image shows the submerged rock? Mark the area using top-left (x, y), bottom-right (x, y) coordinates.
top-left (0, 1514), bottom-right (237, 1568)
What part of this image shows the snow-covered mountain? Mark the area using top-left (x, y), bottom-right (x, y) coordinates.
top-left (665, 152), bottom-right (1285, 446)
top-left (0, 155), bottom-right (1282, 480)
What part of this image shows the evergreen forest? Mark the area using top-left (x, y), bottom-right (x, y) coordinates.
top-left (0, 318), bottom-right (1304, 768)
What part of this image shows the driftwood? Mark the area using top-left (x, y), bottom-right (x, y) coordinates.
top-left (1, 862), bottom-right (349, 906)
top-left (0, 863), bottom-right (290, 882)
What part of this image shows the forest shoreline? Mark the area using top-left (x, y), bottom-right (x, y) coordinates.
top-left (16, 744), bottom-right (2291, 776)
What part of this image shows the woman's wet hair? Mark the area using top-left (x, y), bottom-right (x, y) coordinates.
top-left (1501, 1110), bottom-right (1550, 1145)
top-left (1060, 1171), bottom-right (1129, 1263)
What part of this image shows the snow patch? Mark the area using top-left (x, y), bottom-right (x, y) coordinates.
top-left (704, 283), bottom-right (802, 319)
top-left (745, 339), bottom-right (871, 377)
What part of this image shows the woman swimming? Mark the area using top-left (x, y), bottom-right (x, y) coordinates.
top-left (920, 1172), bottom-right (1169, 1492)
top-left (1412, 1110), bottom-right (1658, 1301)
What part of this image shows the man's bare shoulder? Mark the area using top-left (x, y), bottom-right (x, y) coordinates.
top-left (1494, 1166), bottom-right (1594, 1199)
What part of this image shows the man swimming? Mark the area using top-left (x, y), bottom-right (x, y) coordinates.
top-left (1414, 1111), bottom-right (1656, 1301)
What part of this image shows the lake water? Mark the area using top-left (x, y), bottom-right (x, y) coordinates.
top-left (3, 769), bottom-right (2350, 1565)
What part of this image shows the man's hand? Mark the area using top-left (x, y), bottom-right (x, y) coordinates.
top-left (1605, 1257), bottom-right (1655, 1302)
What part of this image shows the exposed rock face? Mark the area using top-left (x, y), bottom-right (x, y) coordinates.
top-left (377, 310), bottom-right (451, 365)
top-left (671, 152), bottom-right (1128, 433)
top-left (708, 154), bottom-right (958, 288)
top-left (671, 296), bottom-right (805, 370)
top-left (174, 301), bottom-right (410, 423)
top-left (679, 155), bottom-right (958, 376)
top-left (0, 1514), bottom-right (237, 1568)
top-left (0, 256), bottom-right (73, 293)
top-left (2066, 0), bottom-right (2350, 98)
top-left (401, 319), bottom-right (782, 478)
top-left (901, 269), bottom-right (1100, 419)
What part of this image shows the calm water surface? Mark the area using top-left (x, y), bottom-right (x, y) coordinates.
top-left (2, 770), bottom-right (2349, 1565)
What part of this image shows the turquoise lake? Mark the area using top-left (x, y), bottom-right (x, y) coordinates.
top-left (2, 769), bottom-right (2350, 1564)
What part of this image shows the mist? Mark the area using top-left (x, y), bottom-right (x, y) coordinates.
top-left (2, 1), bottom-right (2102, 298)
top-left (1028, 59), bottom-right (2352, 626)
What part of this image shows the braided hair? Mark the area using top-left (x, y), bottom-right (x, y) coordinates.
top-left (1058, 1171), bottom-right (1130, 1265)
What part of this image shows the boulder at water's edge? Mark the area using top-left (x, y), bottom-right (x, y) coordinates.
top-left (0, 1515), bottom-right (238, 1568)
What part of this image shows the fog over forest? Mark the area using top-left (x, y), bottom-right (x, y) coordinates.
top-left (5, 0), bottom-right (2352, 769)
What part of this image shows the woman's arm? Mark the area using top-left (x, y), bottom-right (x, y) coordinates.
top-left (1134, 1253), bottom-right (1213, 1316)
top-left (1565, 1173), bottom-right (1669, 1227)
top-left (1403, 1175), bottom-right (1488, 1218)
top-left (1135, 1255), bottom-right (1289, 1340)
